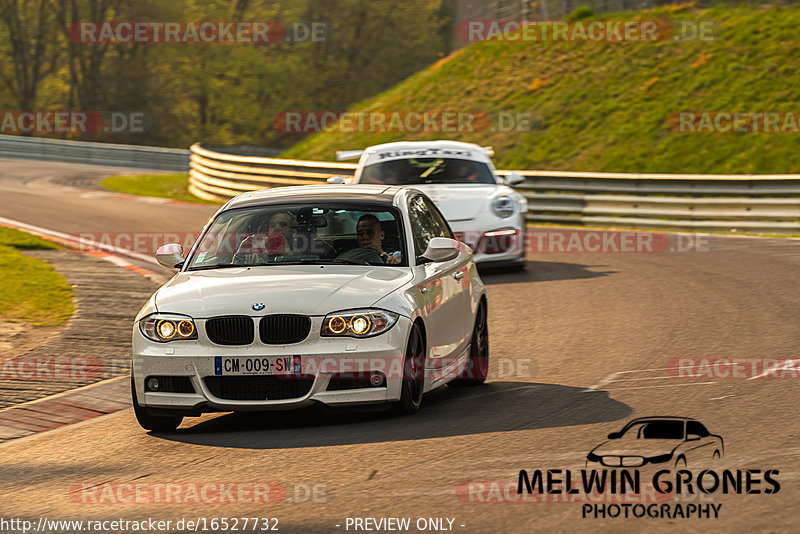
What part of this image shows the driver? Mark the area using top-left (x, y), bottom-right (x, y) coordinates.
top-left (448, 159), bottom-right (479, 182)
top-left (338, 214), bottom-right (402, 264)
top-left (356, 215), bottom-right (402, 264)
top-left (381, 161), bottom-right (405, 185)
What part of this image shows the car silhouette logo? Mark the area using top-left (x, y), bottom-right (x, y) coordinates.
top-left (252, 303), bottom-right (265, 311)
top-left (586, 416), bottom-right (723, 469)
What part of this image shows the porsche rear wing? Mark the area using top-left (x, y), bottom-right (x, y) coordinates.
top-left (335, 150), bottom-right (365, 161)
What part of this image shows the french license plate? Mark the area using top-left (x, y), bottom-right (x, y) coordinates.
top-left (214, 356), bottom-right (301, 376)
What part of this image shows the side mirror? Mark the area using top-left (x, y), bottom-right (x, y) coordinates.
top-left (686, 433), bottom-right (701, 441)
top-left (327, 175), bottom-right (346, 184)
top-left (607, 432), bottom-right (621, 440)
top-left (421, 237), bottom-right (460, 263)
top-left (505, 172), bottom-right (525, 186)
top-left (156, 243), bottom-right (184, 269)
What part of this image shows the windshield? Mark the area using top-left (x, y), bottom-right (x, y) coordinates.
top-left (186, 204), bottom-right (407, 270)
top-left (361, 158), bottom-right (496, 185)
top-left (622, 420), bottom-right (685, 440)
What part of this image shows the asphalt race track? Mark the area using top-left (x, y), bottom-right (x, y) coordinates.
top-left (1, 159), bottom-right (799, 532)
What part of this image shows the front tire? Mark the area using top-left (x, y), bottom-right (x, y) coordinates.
top-left (393, 323), bottom-right (425, 414)
top-left (131, 375), bottom-right (183, 432)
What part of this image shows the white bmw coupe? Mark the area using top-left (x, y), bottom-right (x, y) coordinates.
top-left (132, 184), bottom-right (488, 431)
top-left (332, 140), bottom-right (528, 269)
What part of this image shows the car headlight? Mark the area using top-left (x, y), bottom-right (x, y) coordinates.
top-left (140, 313), bottom-right (198, 342)
top-left (492, 195), bottom-right (516, 218)
top-left (321, 309), bottom-right (399, 338)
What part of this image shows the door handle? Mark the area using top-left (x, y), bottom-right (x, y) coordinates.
top-left (453, 271), bottom-right (465, 281)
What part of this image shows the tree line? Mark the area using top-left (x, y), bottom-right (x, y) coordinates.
top-left (0, 0), bottom-right (453, 149)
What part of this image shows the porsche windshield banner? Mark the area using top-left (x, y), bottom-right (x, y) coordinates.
top-left (368, 148), bottom-right (482, 164)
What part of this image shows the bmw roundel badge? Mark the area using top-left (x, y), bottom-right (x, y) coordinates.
top-left (252, 302), bottom-right (265, 311)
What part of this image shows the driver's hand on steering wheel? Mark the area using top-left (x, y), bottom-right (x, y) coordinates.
top-left (381, 251), bottom-right (402, 264)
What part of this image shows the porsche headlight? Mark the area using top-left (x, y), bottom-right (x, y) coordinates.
top-left (321, 309), bottom-right (398, 338)
top-left (493, 195), bottom-right (516, 218)
top-left (140, 314), bottom-right (198, 342)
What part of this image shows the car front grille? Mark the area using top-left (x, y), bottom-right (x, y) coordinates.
top-left (259, 315), bottom-right (311, 344)
top-left (205, 316), bottom-right (255, 345)
top-left (204, 375), bottom-right (315, 401)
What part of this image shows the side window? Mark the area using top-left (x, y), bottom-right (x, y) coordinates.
top-left (408, 195), bottom-right (454, 260)
top-left (423, 197), bottom-right (454, 239)
top-left (686, 421), bottom-right (709, 437)
top-left (409, 195), bottom-right (437, 256)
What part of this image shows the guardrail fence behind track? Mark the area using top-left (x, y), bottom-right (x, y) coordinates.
top-left (189, 143), bottom-right (800, 235)
top-left (0, 134), bottom-right (189, 172)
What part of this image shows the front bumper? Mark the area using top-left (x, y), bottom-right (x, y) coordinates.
top-left (451, 221), bottom-right (526, 266)
top-left (132, 316), bottom-right (412, 413)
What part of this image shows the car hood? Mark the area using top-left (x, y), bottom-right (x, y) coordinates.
top-left (155, 265), bottom-right (412, 317)
top-left (411, 184), bottom-right (501, 221)
top-left (590, 436), bottom-right (683, 457)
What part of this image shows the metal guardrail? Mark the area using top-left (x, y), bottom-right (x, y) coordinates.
top-left (188, 143), bottom-right (357, 201)
top-left (0, 134), bottom-right (190, 171)
top-left (187, 143), bottom-right (800, 234)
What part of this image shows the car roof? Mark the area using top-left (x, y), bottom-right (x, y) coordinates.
top-left (364, 140), bottom-right (485, 152)
top-left (223, 184), bottom-right (406, 210)
top-left (360, 140), bottom-right (493, 164)
top-left (624, 417), bottom-right (697, 424)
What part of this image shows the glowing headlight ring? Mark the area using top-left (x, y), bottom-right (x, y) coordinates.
top-left (177, 320), bottom-right (195, 338)
top-left (350, 315), bottom-right (372, 335)
top-left (328, 315), bottom-right (347, 334)
top-left (157, 319), bottom-right (176, 339)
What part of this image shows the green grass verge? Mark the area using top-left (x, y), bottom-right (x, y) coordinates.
top-left (0, 227), bottom-right (73, 326)
top-left (100, 173), bottom-right (220, 205)
top-left (282, 3), bottom-right (800, 174)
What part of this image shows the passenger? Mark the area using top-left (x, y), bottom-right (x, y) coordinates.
top-left (235, 211), bottom-right (295, 262)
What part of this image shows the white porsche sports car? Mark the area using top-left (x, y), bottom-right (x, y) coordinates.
top-left (332, 140), bottom-right (528, 269)
top-left (131, 184), bottom-right (488, 431)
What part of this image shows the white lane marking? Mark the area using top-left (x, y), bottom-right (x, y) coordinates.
top-left (603, 375), bottom-right (674, 383)
top-left (582, 372), bottom-right (621, 392)
top-left (0, 215), bottom-right (159, 265)
top-left (748, 358), bottom-right (800, 380)
top-left (583, 365), bottom-right (724, 392)
top-left (603, 381), bottom-right (717, 391)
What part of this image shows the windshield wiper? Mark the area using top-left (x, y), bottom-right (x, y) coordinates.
top-left (188, 263), bottom-right (263, 271)
top-left (274, 258), bottom-right (379, 266)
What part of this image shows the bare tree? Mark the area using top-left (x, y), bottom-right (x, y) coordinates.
top-left (0, 0), bottom-right (59, 111)
top-left (56, 0), bottom-right (124, 111)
